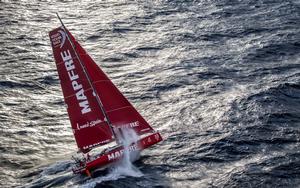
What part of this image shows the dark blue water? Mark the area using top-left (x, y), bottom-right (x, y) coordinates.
top-left (1, 0), bottom-right (300, 187)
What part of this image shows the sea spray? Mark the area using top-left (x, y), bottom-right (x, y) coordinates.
top-left (81, 128), bottom-right (143, 187)
top-left (111, 128), bottom-right (143, 177)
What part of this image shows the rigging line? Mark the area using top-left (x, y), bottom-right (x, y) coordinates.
top-left (106, 106), bottom-right (132, 113)
top-left (56, 13), bottom-right (119, 146)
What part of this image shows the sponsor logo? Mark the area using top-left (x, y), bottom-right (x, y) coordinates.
top-left (50, 29), bottom-right (66, 48)
top-left (83, 139), bottom-right (111, 150)
top-left (77, 119), bottom-right (102, 130)
top-left (119, 121), bottom-right (139, 129)
top-left (60, 50), bottom-right (91, 114)
top-left (107, 144), bottom-right (139, 161)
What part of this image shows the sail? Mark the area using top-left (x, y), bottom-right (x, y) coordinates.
top-left (66, 30), bottom-right (154, 136)
top-left (49, 27), bottom-right (114, 153)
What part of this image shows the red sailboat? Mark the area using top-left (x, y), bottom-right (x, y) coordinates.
top-left (48, 14), bottom-right (162, 176)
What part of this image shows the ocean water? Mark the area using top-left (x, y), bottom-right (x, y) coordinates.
top-left (1, 0), bottom-right (300, 187)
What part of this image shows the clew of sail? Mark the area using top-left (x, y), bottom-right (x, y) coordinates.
top-left (49, 27), bottom-right (114, 153)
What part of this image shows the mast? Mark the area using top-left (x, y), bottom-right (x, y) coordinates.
top-left (55, 13), bottom-right (119, 147)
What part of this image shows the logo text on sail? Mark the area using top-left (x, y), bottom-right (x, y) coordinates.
top-left (61, 50), bottom-right (91, 114)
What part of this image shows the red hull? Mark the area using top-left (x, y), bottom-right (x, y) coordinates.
top-left (72, 132), bottom-right (162, 175)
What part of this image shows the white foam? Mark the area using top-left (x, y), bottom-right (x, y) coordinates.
top-left (111, 128), bottom-right (142, 177)
top-left (80, 128), bottom-right (143, 188)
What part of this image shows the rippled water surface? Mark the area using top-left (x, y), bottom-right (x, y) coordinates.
top-left (1, 0), bottom-right (300, 187)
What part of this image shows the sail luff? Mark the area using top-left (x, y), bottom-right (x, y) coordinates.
top-left (55, 13), bottom-right (119, 146)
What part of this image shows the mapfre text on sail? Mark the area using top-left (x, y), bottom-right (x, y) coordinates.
top-left (61, 50), bottom-right (91, 114)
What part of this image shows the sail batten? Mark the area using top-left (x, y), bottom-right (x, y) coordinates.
top-left (106, 106), bottom-right (132, 113)
top-left (64, 88), bottom-right (93, 99)
top-left (93, 80), bottom-right (110, 84)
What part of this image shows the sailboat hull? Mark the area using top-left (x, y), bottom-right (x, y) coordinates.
top-left (72, 132), bottom-right (162, 175)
